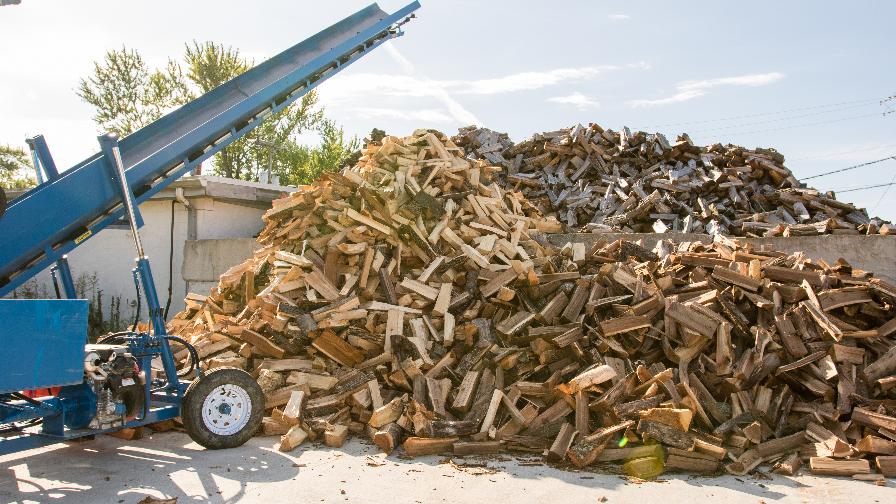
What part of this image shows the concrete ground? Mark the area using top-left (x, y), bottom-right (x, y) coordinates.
top-left (0, 431), bottom-right (891, 504)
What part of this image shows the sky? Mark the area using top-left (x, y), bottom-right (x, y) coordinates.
top-left (1, 0), bottom-right (895, 219)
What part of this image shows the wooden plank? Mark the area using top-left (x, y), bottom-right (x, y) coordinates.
top-left (239, 328), bottom-right (285, 358)
top-left (857, 435), bottom-right (896, 455)
top-left (496, 311), bottom-right (535, 337)
top-left (324, 424), bottom-right (349, 447)
top-left (369, 396), bottom-right (405, 428)
top-left (666, 301), bottom-right (719, 338)
top-left (567, 365), bottom-right (617, 393)
top-left (763, 265), bottom-right (824, 287)
top-left (801, 298), bottom-right (843, 341)
top-left (400, 278), bottom-right (439, 301)
top-left (600, 315), bottom-right (651, 337)
top-left (281, 391), bottom-right (305, 426)
top-left (279, 425), bottom-right (308, 452)
top-left (575, 391), bottom-right (590, 436)
top-left (547, 423), bottom-right (576, 462)
top-left (852, 408), bottom-right (896, 431)
top-left (561, 280), bottom-right (590, 322)
top-left (636, 419), bottom-right (695, 450)
top-left (712, 266), bottom-right (761, 292)
top-left (877, 456), bottom-right (896, 477)
top-left (452, 370), bottom-right (481, 413)
top-left (304, 269), bottom-right (340, 301)
top-left (373, 423), bottom-right (403, 454)
top-left (865, 346), bottom-right (896, 381)
top-left (403, 437), bottom-right (458, 456)
top-left (453, 441), bottom-right (503, 456)
top-left (539, 291), bottom-right (568, 324)
top-left (479, 389), bottom-right (504, 434)
top-left (818, 288), bottom-right (872, 311)
top-left (526, 399), bottom-right (573, 433)
top-left (312, 331), bottom-right (365, 367)
top-left (480, 268), bottom-right (518, 298)
top-left (809, 457), bottom-right (870, 476)
top-left (346, 208), bottom-right (392, 236)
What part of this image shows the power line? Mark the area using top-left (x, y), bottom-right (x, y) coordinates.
top-left (834, 181), bottom-right (896, 194)
top-left (884, 95), bottom-right (895, 116)
top-left (872, 172), bottom-right (896, 213)
top-left (686, 102), bottom-right (879, 134)
top-left (802, 155), bottom-right (896, 180)
top-left (639, 97), bottom-right (881, 128)
top-left (788, 142), bottom-right (896, 162)
top-left (691, 112), bottom-right (886, 138)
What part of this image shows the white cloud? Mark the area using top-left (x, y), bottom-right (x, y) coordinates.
top-left (547, 92), bottom-right (600, 110)
top-left (319, 64), bottom-right (638, 103)
top-left (315, 44), bottom-right (648, 126)
top-left (317, 52), bottom-right (650, 123)
top-left (608, 14), bottom-right (630, 20)
top-left (452, 67), bottom-right (605, 95)
top-left (628, 72), bottom-right (785, 107)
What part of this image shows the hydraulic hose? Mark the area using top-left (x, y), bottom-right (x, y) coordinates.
top-left (165, 335), bottom-right (199, 378)
top-left (131, 271), bottom-right (142, 331)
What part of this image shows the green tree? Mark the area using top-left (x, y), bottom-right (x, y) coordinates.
top-left (77, 42), bottom-right (356, 184)
top-left (77, 47), bottom-right (190, 136)
top-left (181, 41), bottom-right (252, 179)
top-left (0, 145), bottom-right (36, 190)
top-left (182, 41), bottom-right (248, 93)
top-left (273, 119), bottom-right (360, 186)
top-left (308, 119), bottom-right (360, 180)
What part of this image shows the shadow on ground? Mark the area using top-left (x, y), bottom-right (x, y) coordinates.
top-left (0, 431), bottom-right (876, 504)
top-left (1, 431), bottom-right (294, 503)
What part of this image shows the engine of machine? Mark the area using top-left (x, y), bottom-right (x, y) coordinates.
top-left (83, 344), bottom-right (144, 430)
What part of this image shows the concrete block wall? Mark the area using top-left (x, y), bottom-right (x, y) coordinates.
top-left (181, 234), bottom-right (896, 301)
top-left (182, 238), bottom-right (259, 297)
top-left (541, 233), bottom-right (896, 284)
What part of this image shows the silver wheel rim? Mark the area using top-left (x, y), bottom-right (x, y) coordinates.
top-left (201, 384), bottom-right (251, 436)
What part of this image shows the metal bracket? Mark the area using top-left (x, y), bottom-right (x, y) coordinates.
top-left (26, 135), bottom-right (59, 183)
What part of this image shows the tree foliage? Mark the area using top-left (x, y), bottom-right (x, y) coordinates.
top-left (273, 119), bottom-right (360, 186)
top-left (182, 41), bottom-right (249, 93)
top-left (0, 145), bottom-right (36, 190)
top-left (77, 48), bottom-right (190, 136)
top-left (77, 42), bottom-right (357, 183)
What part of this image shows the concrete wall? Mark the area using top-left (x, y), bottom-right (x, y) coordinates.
top-left (194, 199), bottom-right (268, 240)
top-left (541, 232), bottom-right (896, 284)
top-left (182, 238), bottom-right (259, 296)
top-left (181, 234), bottom-right (896, 302)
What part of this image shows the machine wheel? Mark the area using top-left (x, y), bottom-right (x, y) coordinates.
top-left (181, 367), bottom-right (263, 449)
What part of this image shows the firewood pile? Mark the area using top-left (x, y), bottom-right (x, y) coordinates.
top-left (166, 129), bottom-right (896, 480)
top-left (453, 124), bottom-right (892, 237)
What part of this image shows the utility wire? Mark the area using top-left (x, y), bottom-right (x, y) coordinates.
top-left (693, 112), bottom-right (885, 138)
top-left (883, 95), bottom-right (895, 116)
top-left (686, 102), bottom-right (880, 134)
top-left (834, 182), bottom-right (896, 194)
top-left (789, 142), bottom-right (896, 161)
top-left (802, 155), bottom-right (896, 180)
top-left (872, 172), bottom-right (896, 213)
top-left (640, 97), bottom-right (881, 128)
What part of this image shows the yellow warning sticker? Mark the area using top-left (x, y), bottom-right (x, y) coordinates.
top-left (74, 230), bottom-right (92, 244)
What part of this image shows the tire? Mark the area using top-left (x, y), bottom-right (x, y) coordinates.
top-left (181, 367), bottom-right (264, 449)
